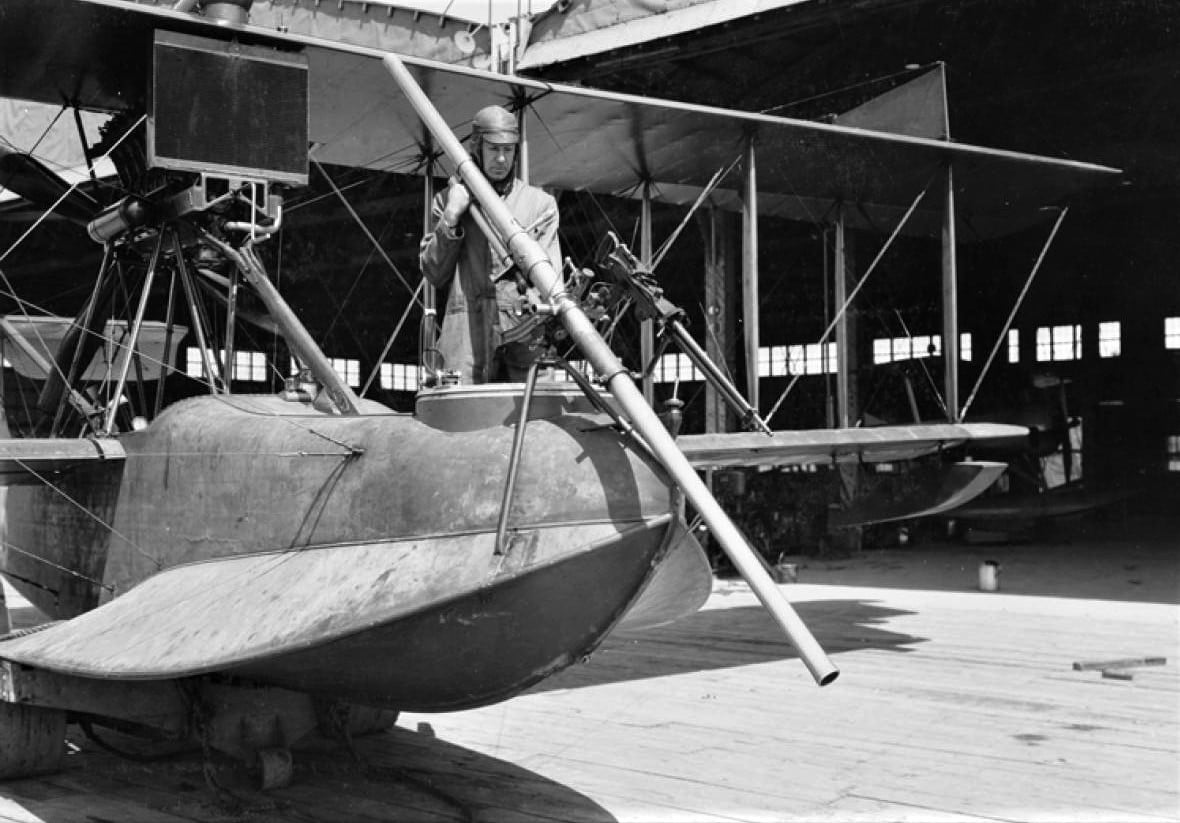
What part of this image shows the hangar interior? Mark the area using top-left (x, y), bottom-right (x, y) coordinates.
top-left (0, 0), bottom-right (1175, 541)
top-left (520, 0), bottom-right (1180, 513)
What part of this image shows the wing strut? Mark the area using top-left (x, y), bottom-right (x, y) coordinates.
top-left (384, 54), bottom-right (838, 687)
top-left (204, 236), bottom-right (362, 416)
top-left (960, 206), bottom-right (1069, 420)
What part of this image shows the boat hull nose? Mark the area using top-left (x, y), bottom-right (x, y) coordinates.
top-left (230, 517), bottom-right (676, 711)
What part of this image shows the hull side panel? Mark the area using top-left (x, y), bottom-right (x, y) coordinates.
top-left (100, 395), bottom-right (672, 597)
top-left (2, 461), bottom-right (122, 617)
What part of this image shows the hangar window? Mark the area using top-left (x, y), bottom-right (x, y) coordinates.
top-left (872, 339), bottom-right (888, 363)
top-left (185, 347), bottom-right (266, 381)
top-left (791, 342), bottom-right (838, 375)
top-left (655, 352), bottom-right (702, 383)
top-left (231, 350), bottom-right (267, 382)
top-left (872, 335), bottom-right (939, 364)
top-left (1098, 321), bottom-right (1121, 358)
top-left (380, 362), bottom-right (420, 392)
top-left (328, 357), bottom-right (360, 387)
top-left (185, 347), bottom-right (203, 378)
top-left (1035, 325), bottom-right (1081, 362)
top-left (1007, 330), bottom-right (1020, 363)
top-left (870, 334), bottom-right (971, 363)
top-left (1168, 435), bottom-right (1180, 472)
top-left (758, 345), bottom-right (789, 377)
top-left (289, 356), bottom-right (360, 386)
top-left (1166, 317), bottom-right (1180, 349)
top-left (757, 344), bottom-right (838, 376)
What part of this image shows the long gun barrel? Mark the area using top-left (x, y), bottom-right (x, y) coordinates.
top-left (383, 54), bottom-right (837, 687)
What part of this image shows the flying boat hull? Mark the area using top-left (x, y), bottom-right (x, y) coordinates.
top-left (0, 387), bottom-right (711, 709)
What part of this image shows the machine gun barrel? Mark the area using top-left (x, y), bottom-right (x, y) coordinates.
top-left (384, 54), bottom-right (837, 687)
top-left (597, 233), bottom-right (770, 433)
top-left (664, 318), bottom-right (772, 434)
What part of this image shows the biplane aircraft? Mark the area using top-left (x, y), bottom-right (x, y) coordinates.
top-left (0, 0), bottom-right (1118, 783)
top-left (859, 355), bottom-right (1136, 533)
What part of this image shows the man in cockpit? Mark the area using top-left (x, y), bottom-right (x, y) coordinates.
top-left (418, 104), bottom-right (562, 384)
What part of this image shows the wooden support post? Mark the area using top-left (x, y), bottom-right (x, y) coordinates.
top-left (942, 163), bottom-right (960, 421)
top-left (701, 207), bottom-right (738, 434)
top-left (0, 701), bottom-right (64, 779)
top-left (833, 213), bottom-right (862, 552)
top-left (834, 213), bottom-right (851, 428)
top-left (641, 182), bottom-right (655, 404)
top-left (741, 136), bottom-right (760, 414)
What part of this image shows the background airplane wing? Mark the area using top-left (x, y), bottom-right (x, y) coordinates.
top-left (675, 422), bottom-right (1026, 469)
top-left (0, 438), bottom-right (125, 486)
top-left (828, 459), bottom-right (1007, 528)
top-left (0, 0), bottom-right (1120, 240)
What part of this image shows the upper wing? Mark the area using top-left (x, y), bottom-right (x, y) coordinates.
top-left (675, 422), bottom-right (1026, 469)
top-left (0, 0), bottom-right (1119, 239)
top-left (0, 437), bottom-right (125, 486)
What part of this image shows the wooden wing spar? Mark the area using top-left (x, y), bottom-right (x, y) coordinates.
top-left (0, 0), bottom-right (1120, 241)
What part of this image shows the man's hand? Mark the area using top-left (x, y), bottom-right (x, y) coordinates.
top-left (442, 178), bottom-right (471, 228)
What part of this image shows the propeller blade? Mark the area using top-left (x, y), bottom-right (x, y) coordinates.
top-left (0, 146), bottom-right (101, 225)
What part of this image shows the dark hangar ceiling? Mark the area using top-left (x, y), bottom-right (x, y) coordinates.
top-left (524, 0), bottom-right (1180, 194)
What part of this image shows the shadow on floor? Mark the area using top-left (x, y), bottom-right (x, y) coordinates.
top-left (2, 723), bottom-right (618, 823)
top-left (532, 599), bottom-right (923, 693)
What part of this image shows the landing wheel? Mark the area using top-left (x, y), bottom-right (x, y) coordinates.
top-left (0, 702), bottom-right (66, 778)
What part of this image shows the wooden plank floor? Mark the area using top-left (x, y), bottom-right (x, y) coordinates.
top-left (0, 518), bottom-right (1177, 822)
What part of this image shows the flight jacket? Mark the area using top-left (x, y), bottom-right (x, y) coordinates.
top-left (418, 177), bottom-right (561, 383)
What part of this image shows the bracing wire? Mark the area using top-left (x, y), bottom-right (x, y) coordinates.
top-left (14, 456), bottom-right (163, 574)
top-left (1, 538), bottom-right (112, 593)
top-left (765, 177), bottom-right (934, 427)
top-left (960, 206), bottom-right (1069, 420)
top-left (361, 280), bottom-right (424, 398)
top-left (311, 158), bottom-right (423, 306)
top-left (652, 154), bottom-right (742, 270)
top-left (320, 211), bottom-right (403, 342)
top-left (891, 308), bottom-right (949, 420)
top-left (0, 114), bottom-right (147, 266)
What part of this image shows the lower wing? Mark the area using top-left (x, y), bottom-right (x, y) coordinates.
top-left (675, 422), bottom-right (1027, 469)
